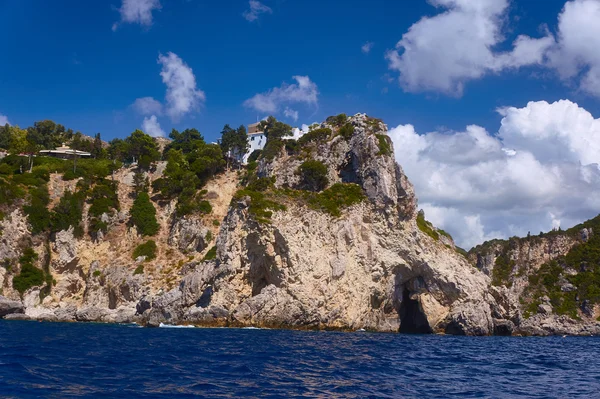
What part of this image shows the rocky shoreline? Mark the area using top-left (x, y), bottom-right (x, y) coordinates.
top-left (2, 113), bottom-right (600, 336)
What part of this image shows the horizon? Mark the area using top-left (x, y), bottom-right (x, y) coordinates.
top-left (2, 0), bottom-right (600, 248)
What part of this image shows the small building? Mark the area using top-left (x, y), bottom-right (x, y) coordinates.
top-left (241, 122), bottom-right (266, 164)
top-left (39, 144), bottom-right (91, 159)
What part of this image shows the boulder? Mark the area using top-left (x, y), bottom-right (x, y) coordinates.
top-left (0, 296), bottom-right (24, 318)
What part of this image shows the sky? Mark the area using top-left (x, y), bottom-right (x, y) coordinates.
top-left (2, 0), bottom-right (600, 248)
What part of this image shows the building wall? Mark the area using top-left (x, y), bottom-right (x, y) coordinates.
top-left (242, 133), bottom-right (266, 163)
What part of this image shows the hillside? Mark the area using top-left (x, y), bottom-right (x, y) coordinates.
top-left (0, 114), bottom-right (599, 336)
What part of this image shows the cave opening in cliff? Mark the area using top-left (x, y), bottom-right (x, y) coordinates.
top-left (399, 287), bottom-right (433, 334)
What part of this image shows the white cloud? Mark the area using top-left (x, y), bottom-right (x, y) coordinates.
top-left (244, 76), bottom-right (319, 114)
top-left (390, 99), bottom-right (600, 249)
top-left (158, 52), bottom-right (205, 121)
top-left (284, 107), bottom-right (299, 122)
top-left (112, 0), bottom-right (161, 31)
top-left (142, 115), bottom-right (165, 137)
top-left (243, 0), bottom-right (272, 22)
top-left (361, 42), bottom-right (374, 54)
top-left (0, 114), bottom-right (9, 125)
top-left (548, 0), bottom-right (600, 97)
top-left (386, 0), bottom-right (554, 96)
top-left (131, 97), bottom-right (163, 116)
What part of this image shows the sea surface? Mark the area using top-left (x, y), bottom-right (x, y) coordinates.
top-left (1, 321), bottom-right (599, 398)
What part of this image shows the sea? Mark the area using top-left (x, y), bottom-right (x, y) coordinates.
top-left (1, 320), bottom-right (599, 398)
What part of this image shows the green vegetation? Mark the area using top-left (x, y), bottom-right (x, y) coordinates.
top-left (220, 124), bottom-right (249, 165)
top-left (24, 185), bottom-right (52, 234)
top-left (212, 219), bottom-right (220, 227)
top-left (12, 248), bottom-right (45, 295)
top-left (93, 270), bottom-right (101, 277)
top-left (233, 189), bottom-right (287, 224)
top-left (203, 246), bottom-right (217, 261)
top-left (326, 114), bottom-right (348, 127)
top-left (261, 139), bottom-right (284, 161)
top-left (303, 183), bottom-right (364, 217)
top-left (52, 190), bottom-right (85, 237)
top-left (376, 134), bottom-right (393, 156)
top-left (87, 179), bottom-right (119, 236)
top-left (133, 240), bottom-right (157, 261)
top-left (298, 160), bottom-right (329, 192)
top-left (152, 129), bottom-right (225, 217)
top-left (130, 192), bottom-right (160, 236)
top-left (491, 253), bottom-right (516, 287)
top-left (416, 211), bottom-right (439, 241)
top-left (259, 116), bottom-right (292, 142)
top-left (297, 128), bottom-right (331, 147)
top-left (134, 265), bottom-right (145, 275)
top-left (248, 150), bottom-right (262, 163)
top-left (338, 123), bottom-right (355, 140)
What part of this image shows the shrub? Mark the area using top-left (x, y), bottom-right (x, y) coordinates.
top-left (0, 163), bottom-right (13, 175)
top-left (297, 128), bottom-right (331, 147)
top-left (326, 114), bottom-right (347, 126)
top-left (12, 248), bottom-right (44, 295)
top-left (205, 231), bottom-right (212, 242)
top-left (492, 254), bottom-right (516, 287)
top-left (416, 211), bottom-right (439, 241)
top-left (93, 270), bottom-right (101, 277)
top-left (298, 160), bottom-right (329, 192)
top-left (338, 123), bottom-right (355, 140)
top-left (0, 177), bottom-right (24, 206)
top-left (233, 189), bottom-right (286, 224)
top-left (306, 183), bottom-right (364, 217)
top-left (246, 177), bottom-right (274, 192)
top-left (261, 139), bottom-right (284, 161)
top-left (134, 265), bottom-right (144, 275)
top-left (133, 240), bottom-right (157, 261)
top-left (203, 246), bottom-right (217, 261)
top-left (24, 185), bottom-right (52, 234)
top-left (376, 134), bottom-right (393, 156)
top-left (248, 150), bottom-right (262, 163)
top-left (198, 200), bottom-right (212, 214)
top-left (130, 192), bottom-right (160, 236)
top-left (212, 219), bottom-right (220, 227)
top-left (51, 190), bottom-right (85, 236)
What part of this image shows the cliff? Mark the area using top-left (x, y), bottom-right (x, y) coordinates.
top-left (1, 113), bottom-right (599, 336)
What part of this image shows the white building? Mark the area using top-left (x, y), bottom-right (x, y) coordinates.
top-left (241, 122), bottom-right (266, 164)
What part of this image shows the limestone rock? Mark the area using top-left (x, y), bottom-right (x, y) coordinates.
top-left (53, 227), bottom-right (79, 272)
top-left (168, 217), bottom-right (210, 253)
top-left (0, 296), bottom-right (24, 317)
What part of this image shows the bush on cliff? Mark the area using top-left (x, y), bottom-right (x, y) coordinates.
top-left (376, 134), bottom-right (392, 156)
top-left (133, 240), bottom-right (157, 261)
top-left (298, 160), bottom-right (329, 192)
top-left (12, 248), bottom-right (44, 295)
top-left (130, 192), bottom-right (160, 236)
top-left (338, 123), bottom-right (355, 140)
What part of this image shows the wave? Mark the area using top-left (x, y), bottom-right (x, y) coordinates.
top-left (158, 323), bottom-right (195, 329)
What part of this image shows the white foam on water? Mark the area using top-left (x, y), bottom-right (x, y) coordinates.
top-left (158, 323), bottom-right (195, 328)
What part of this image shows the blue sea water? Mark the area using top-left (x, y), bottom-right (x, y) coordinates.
top-left (1, 321), bottom-right (600, 398)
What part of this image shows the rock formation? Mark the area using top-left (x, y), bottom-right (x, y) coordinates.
top-left (1, 113), bottom-right (599, 336)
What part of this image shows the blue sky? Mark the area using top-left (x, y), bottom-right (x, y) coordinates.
top-left (0, 0), bottom-right (589, 141)
top-left (3, 0), bottom-right (600, 248)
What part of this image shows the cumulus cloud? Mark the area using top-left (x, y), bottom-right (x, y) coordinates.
top-left (284, 107), bottom-right (299, 122)
top-left (361, 42), bottom-right (374, 54)
top-left (158, 52), bottom-right (206, 121)
top-left (112, 0), bottom-right (161, 31)
top-left (548, 0), bottom-right (600, 97)
top-left (243, 0), bottom-right (272, 22)
top-left (390, 99), bottom-right (600, 249)
top-left (0, 114), bottom-right (9, 125)
top-left (244, 76), bottom-right (319, 114)
top-left (142, 115), bottom-right (165, 137)
top-left (386, 0), bottom-right (554, 96)
top-left (131, 97), bottom-right (163, 116)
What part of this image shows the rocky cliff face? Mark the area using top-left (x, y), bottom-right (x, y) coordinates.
top-left (2, 113), bottom-right (599, 336)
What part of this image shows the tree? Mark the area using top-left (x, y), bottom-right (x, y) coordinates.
top-left (125, 130), bottom-right (160, 169)
top-left (167, 128), bottom-right (205, 154)
top-left (107, 138), bottom-right (128, 162)
top-left (298, 160), bottom-right (329, 192)
top-left (220, 124), bottom-right (249, 167)
top-left (92, 133), bottom-right (105, 159)
top-left (130, 192), bottom-right (160, 236)
top-left (26, 120), bottom-right (67, 149)
top-left (259, 116), bottom-right (292, 142)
